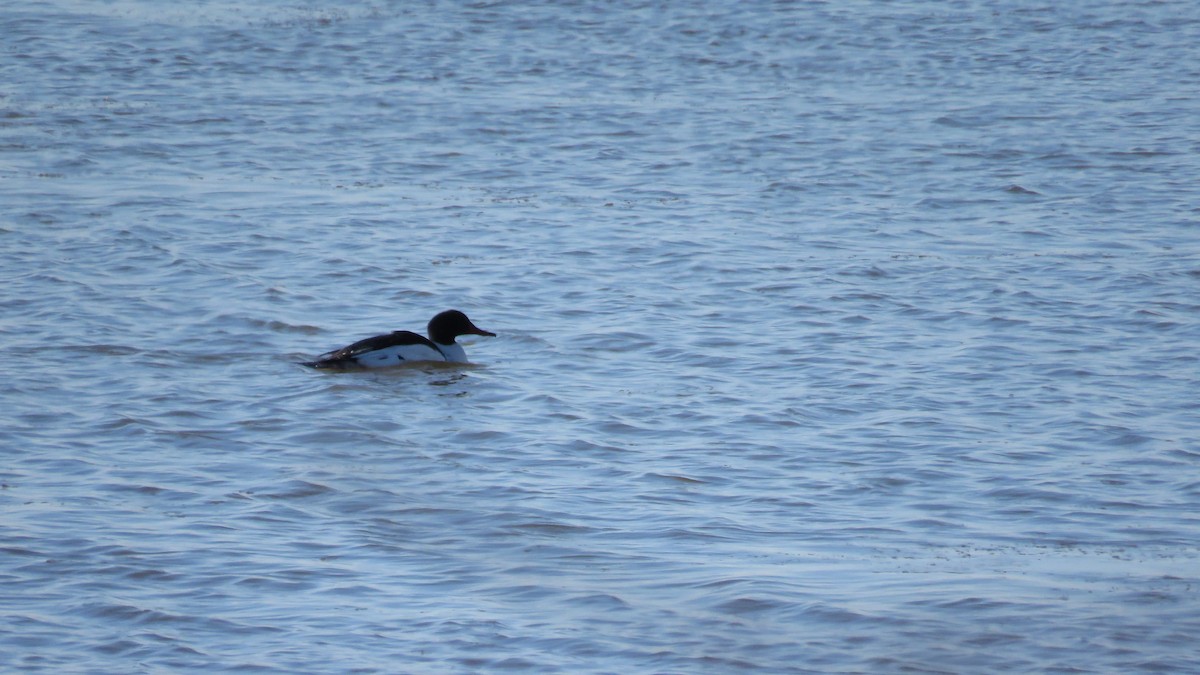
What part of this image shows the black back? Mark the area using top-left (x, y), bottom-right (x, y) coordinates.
top-left (304, 330), bottom-right (440, 367)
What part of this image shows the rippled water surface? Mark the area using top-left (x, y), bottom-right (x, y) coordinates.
top-left (3, 1), bottom-right (1200, 672)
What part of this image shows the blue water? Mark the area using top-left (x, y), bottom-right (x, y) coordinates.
top-left (3, 1), bottom-right (1199, 672)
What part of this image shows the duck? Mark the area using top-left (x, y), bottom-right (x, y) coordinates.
top-left (302, 309), bottom-right (495, 369)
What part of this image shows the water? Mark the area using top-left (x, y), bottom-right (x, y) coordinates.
top-left (3, 1), bottom-right (1199, 672)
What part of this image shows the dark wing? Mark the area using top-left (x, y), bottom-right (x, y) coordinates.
top-left (304, 330), bottom-right (438, 367)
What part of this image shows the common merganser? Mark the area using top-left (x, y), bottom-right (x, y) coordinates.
top-left (302, 309), bottom-right (495, 369)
